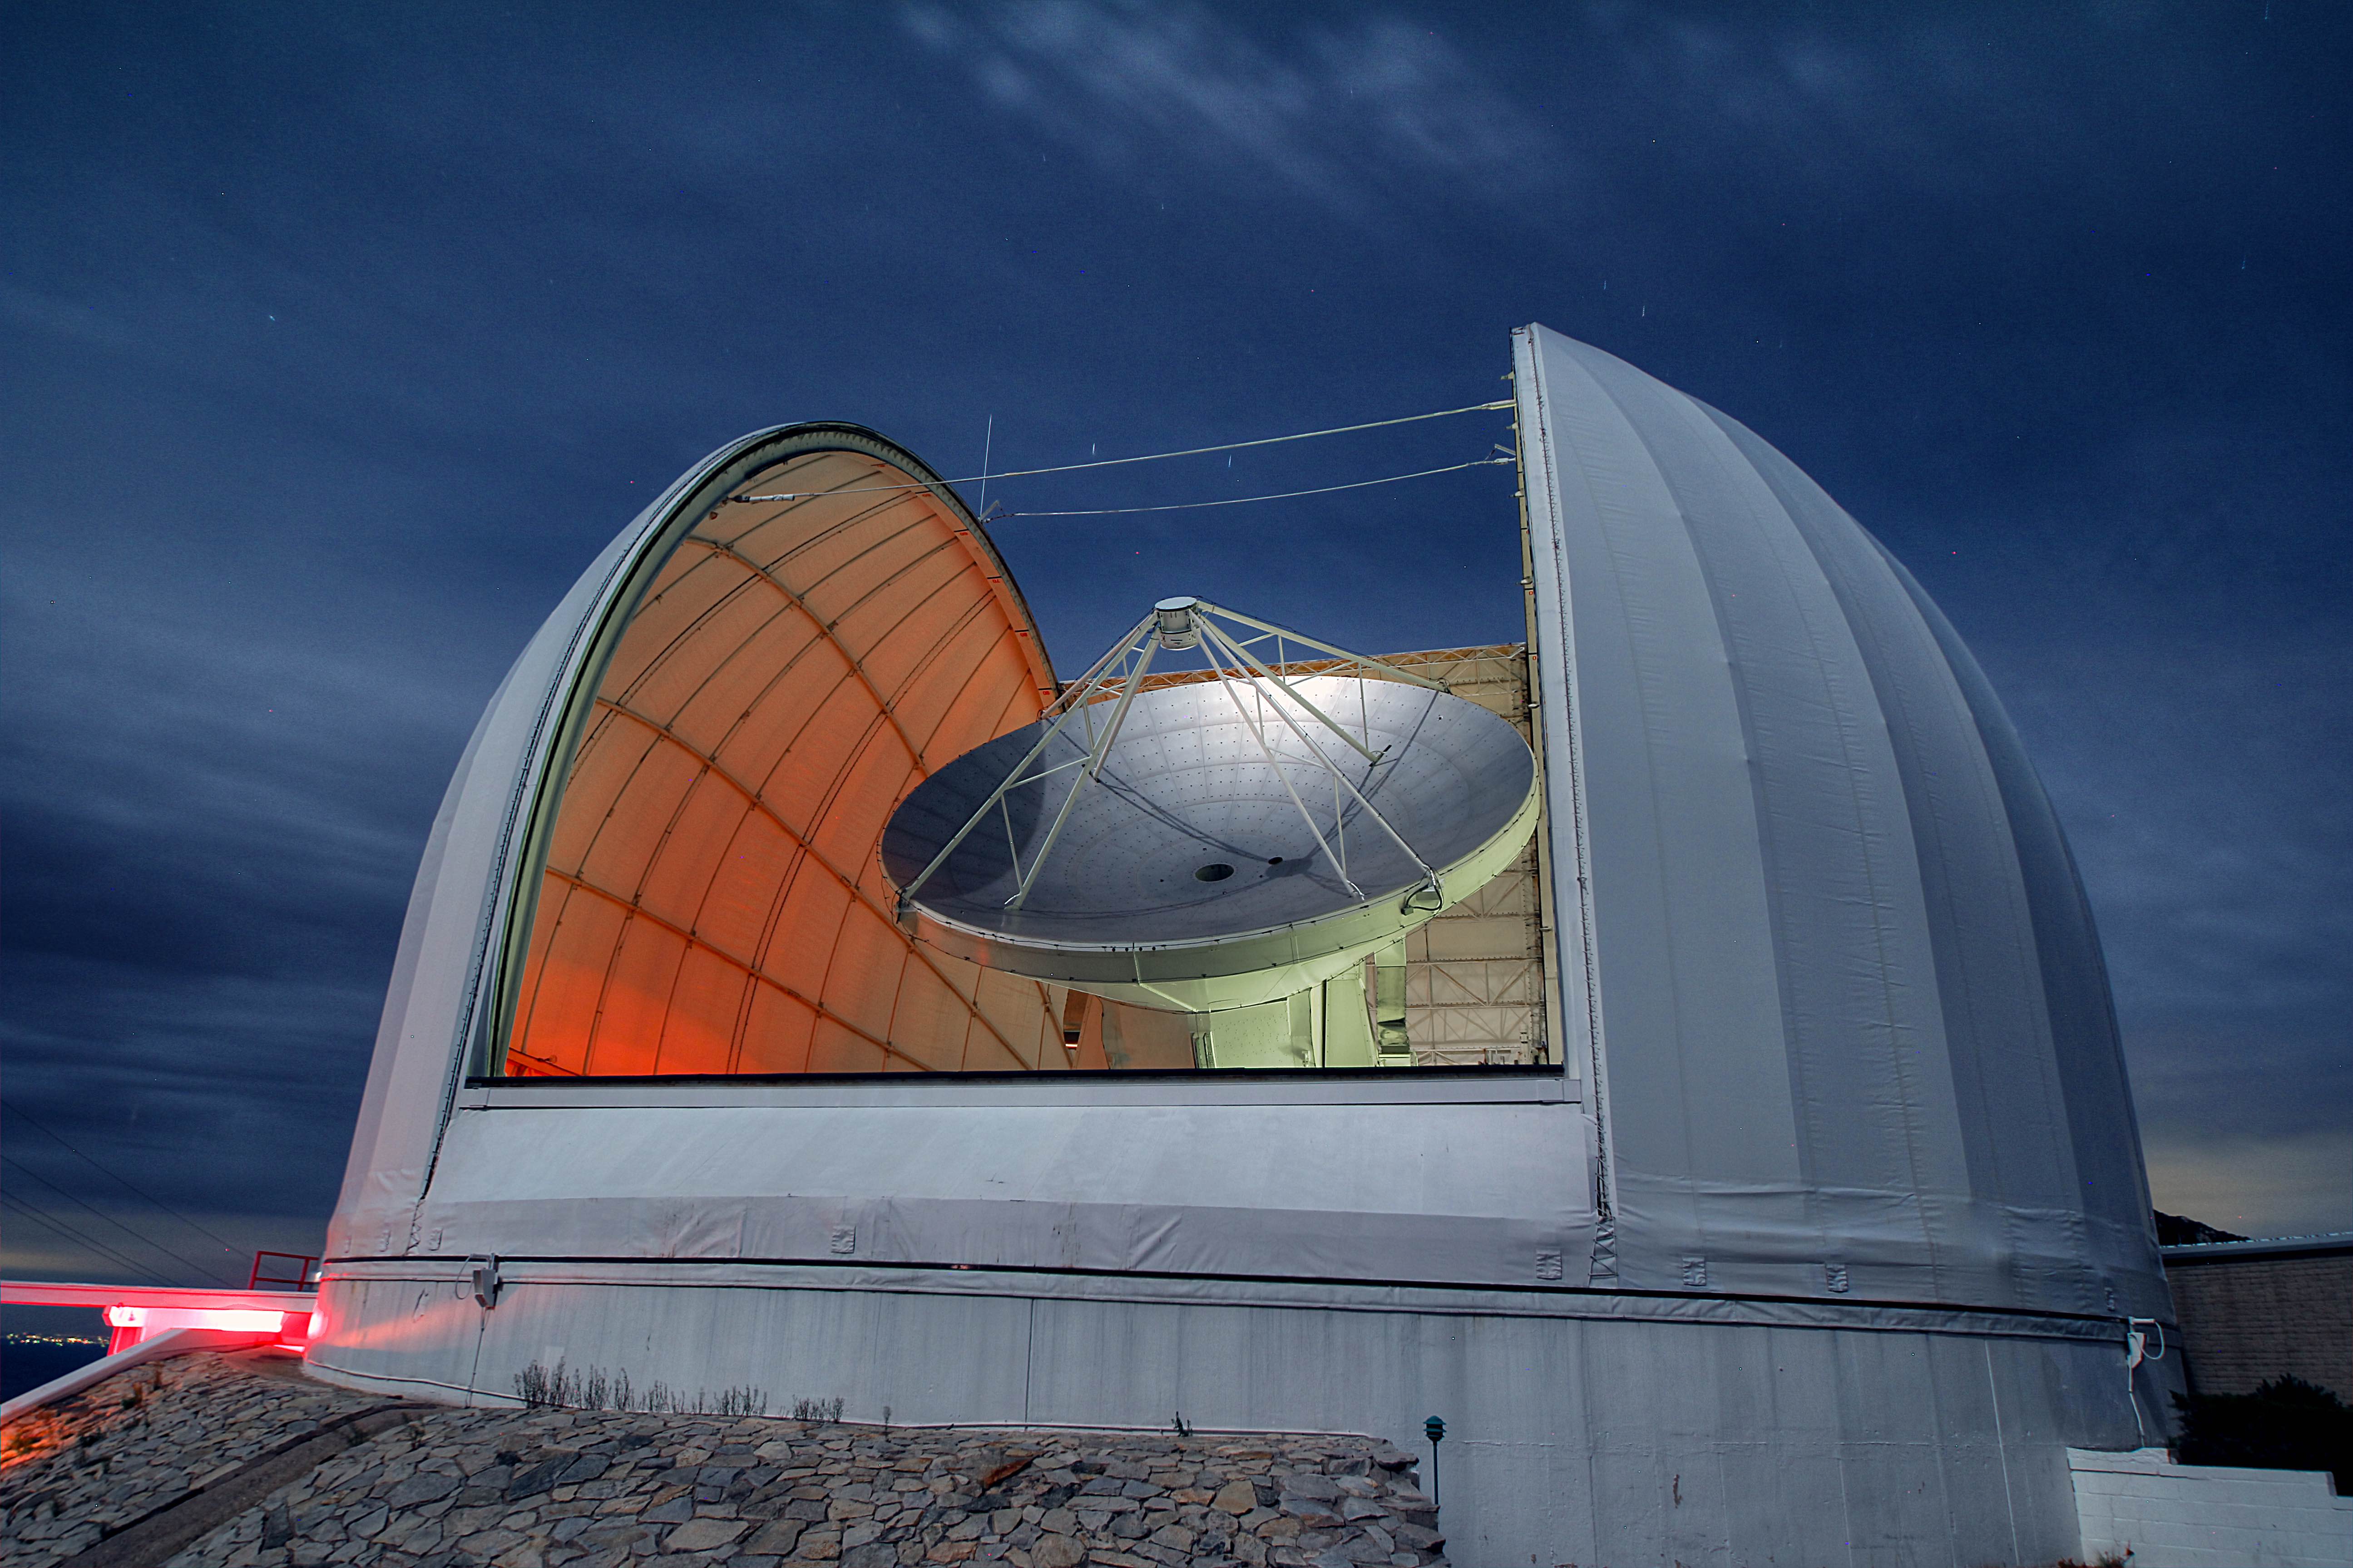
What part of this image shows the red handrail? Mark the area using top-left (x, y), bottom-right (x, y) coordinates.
top-left (246, 1251), bottom-right (320, 1291)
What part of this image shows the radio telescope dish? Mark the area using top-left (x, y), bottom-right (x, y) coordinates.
top-left (882, 598), bottom-right (1539, 1013)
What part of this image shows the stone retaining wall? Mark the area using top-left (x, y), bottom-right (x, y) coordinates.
top-left (0, 1353), bottom-right (1445, 1568)
top-left (1, 1350), bottom-right (373, 1567)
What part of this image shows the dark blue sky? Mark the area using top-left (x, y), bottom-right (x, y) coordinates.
top-left (4, 1), bottom-right (2346, 1288)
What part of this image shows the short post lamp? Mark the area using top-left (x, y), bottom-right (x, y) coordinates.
top-left (1423, 1415), bottom-right (1446, 1506)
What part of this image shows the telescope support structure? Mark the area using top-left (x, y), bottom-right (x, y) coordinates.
top-left (895, 597), bottom-right (1452, 918)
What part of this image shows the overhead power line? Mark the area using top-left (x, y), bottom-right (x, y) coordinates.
top-left (0, 1188), bottom-right (173, 1287)
top-left (999, 456), bottom-right (1513, 518)
top-left (0, 1100), bottom-right (247, 1261)
top-left (1, 1154), bottom-right (241, 1287)
top-left (733, 399), bottom-right (1517, 506)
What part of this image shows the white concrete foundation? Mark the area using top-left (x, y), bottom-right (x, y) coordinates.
top-left (2070, 1446), bottom-right (2353, 1567)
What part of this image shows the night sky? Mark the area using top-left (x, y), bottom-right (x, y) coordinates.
top-left (4, 2), bottom-right (2346, 1295)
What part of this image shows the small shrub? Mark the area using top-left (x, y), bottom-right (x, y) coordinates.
top-left (706, 1386), bottom-right (769, 1418)
top-left (791, 1395), bottom-right (845, 1423)
top-left (514, 1359), bottom-right (587, 1409)
top-left (511, 1360), bottom-right (764, 1417)
top-left (2174, 1375), bottom-right (2353, 1494)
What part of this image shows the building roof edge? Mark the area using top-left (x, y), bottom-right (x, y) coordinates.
top-left (2160, 1231), bottom-right (2353, 1263)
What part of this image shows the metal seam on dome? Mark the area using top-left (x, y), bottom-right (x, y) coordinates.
top-left (696, 465), bottom-right (1049, 785)
top-left (535, 868), bottom-right (933, 1074)
top-left (496, 465), bottom-right (753, 1100)
top-left (587, 700), bottom-right (1039, 1074)
top-left (822, 537), bottom-right (967, 638)
top-left (489, 425), bottom-right (1068, 1089)
top-left (908, 603), bottom-right (1033, 767)
top-left (727, 455), bottom-right (947, 558)
top-left (742, 661), bottom-right (1052, 1071)
top-left (709, 475), bottom-right (944, 611)
top-left (680, 534), bottom-right (932, 774)
top-left (737, 710), bottom-right (996, 1069)
top-left (709, 485), bottom-right (1026, 738)
top-left (835, 449), bottom-right (1058, 701)
top-left (516, 469), bottom-right (1055, 1079)
top-left (1512, 325), bottom-right (1616, 1270)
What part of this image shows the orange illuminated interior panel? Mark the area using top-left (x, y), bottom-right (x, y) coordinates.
top-left (502, 449), bottom-right (1103, 1075)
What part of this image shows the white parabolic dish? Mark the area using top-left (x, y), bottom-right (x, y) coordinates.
top-left (881, 674), bottom-right (1540, 1012)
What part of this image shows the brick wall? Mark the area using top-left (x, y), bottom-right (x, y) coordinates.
top-left (2167, 1251), bottom-right (2353, 1398)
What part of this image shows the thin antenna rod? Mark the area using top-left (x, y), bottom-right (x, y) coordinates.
top-left (976, 414), bottom-right (994, 521)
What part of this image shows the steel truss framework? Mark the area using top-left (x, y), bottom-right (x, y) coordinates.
top-left (895, 598), bottom-right (1458, 920)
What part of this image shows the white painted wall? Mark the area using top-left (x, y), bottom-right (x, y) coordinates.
top-left (2071, 1447), bottom-right (2353, 1567)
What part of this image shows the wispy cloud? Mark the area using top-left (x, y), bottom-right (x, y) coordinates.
top-left (0, 562), bottom-right (469, 1259)
top-left (0, 282), bottom-right (137, 348)
top-left (899, 3), bottom-right (1555, 216)
top-left (2145, 1128), bottom-right (2352, 1239)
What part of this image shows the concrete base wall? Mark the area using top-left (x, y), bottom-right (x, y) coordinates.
top-left (308, 1260), bottom-right (2175, 1567)
top-left (2070, 1447), bottom-right (2353, 1567)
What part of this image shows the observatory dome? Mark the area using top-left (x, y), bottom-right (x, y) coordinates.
top-left (312, 329), bottom-right (2171, 1567)
top-left (1514, 322), bottom-right (2162, 1310)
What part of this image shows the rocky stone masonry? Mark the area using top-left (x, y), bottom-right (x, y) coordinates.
top-left (0, 1353), bottom-right (1446, 1568)
top-left (2, 1349), bottom-right (376, 1568)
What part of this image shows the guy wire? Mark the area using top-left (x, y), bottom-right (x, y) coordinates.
top-left (999, 457), bottom-right (1513, 518)
top-left (734, 398), bottom-right (1515, 506)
